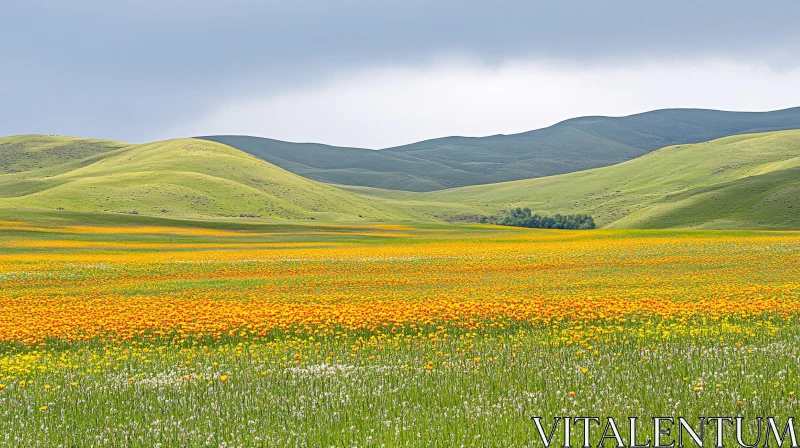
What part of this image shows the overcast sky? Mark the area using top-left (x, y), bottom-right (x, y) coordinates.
top-left (3, 0), bottom-right (800, 148)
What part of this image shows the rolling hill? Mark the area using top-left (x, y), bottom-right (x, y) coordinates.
top-left (0, 136), bottom-right (405, 221)
top-left (0, 135), bottom-right (129, 174)
top-left (2, 128), bottom-right (799, 229)
top-left (200, 107), bottom-right (800, 191)
top-left (349, 130), bottom-right (800, 229)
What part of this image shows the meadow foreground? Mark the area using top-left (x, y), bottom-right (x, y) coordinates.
top-left (1, 220), bottom-right (799, 446)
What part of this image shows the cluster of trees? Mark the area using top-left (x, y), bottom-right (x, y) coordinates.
top-left (479, 207), bottom-right (596, 229)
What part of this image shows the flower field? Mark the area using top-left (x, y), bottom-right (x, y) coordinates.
top-left (1, 221), bottom-right (799, 446)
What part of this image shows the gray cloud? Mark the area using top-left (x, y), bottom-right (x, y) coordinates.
top-left (2, 0), bottom-right (799, 143)
top-left (169, 59), bottom-right (800, 148)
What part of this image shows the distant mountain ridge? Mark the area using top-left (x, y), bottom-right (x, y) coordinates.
top-left (200, 107), bottom-right (800, 191)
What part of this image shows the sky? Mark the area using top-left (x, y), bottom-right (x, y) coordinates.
top-left (2, 0), bottom-right (800, 148)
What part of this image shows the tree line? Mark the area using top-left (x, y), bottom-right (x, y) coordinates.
top-left (478, 207), bottom-right (596, 229)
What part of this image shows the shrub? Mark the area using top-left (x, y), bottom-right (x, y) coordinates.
top-left (494, 207), bottom-right (595, 229)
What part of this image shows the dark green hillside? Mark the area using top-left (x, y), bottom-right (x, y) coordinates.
top-left (201, 107), bottom-right (800, 191)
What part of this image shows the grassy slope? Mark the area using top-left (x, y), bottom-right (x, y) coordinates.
top-left (0, 136), bottom-right (406, 221)
top-left (201, 107), bottom-right (800, 191)
top-left (0, 135), bottom-right (129, 174)
top-left (3, 131), bottom-right (799, 229)
top-left (348, 130), bottom-right (800, 229)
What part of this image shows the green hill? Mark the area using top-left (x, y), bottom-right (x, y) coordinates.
top-left (0, 135), bottom-right (129, 174)
top-left (200, 107), bottom-right (800, 191)
top-left (2, 129), bottom-right (798, 229)
top-left (350, 130), bottom-right (800, 229)
top-left (0, 136), bottom-right (405, 221)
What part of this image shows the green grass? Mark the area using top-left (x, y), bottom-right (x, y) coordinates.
top-left (201, 107), bottom-right (800, 191)
top-left (0, 134), bottom-right (129, 175)
top-left (0, 137), bottom-right (408, 222)
top-left (352, 130), bottom-right (800, 229)
top-left (3, 129), bottom-right (799, 230)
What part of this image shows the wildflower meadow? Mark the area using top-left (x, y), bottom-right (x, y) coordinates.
top-left (1, 221), bottom-right (799, 446)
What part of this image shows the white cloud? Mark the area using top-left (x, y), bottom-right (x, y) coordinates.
top-left (168, 58), bottom-right (800, 148)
